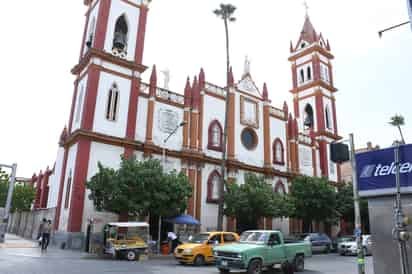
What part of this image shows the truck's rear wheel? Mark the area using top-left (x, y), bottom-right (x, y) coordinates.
top-left (248, 259), bottom-right (262, 274)
top-left (218, 269), bottom-right (230, 274)
top-left (282, 261), bottom-right (294, 274)
top-left (293, 255), bottom-right (304, 272)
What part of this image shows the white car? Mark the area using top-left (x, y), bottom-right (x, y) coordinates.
top-left (338, 235), bottom-right (372, 256)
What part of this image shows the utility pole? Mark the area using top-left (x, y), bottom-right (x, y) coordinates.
top-left (0, 163), bottom-right (17, 244)
top-left (159, 121), bottom-right (186, 253)
top-left (393, 141), bottom-right (410, 274)
top-left (349, 134), bottom-right (365, 274)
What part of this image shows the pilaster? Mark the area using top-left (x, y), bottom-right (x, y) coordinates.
top-left (67, 139), bottom-right (92, 232)
top-left (195, 166), bottom-right (202, 221)
top-left (94, 0), bottom-right (112, 51)
top-left (263, 84), bottom-right (271, 168)
top-left (227, 87), bottom-right (236, 160)
top-left (145, 66), bottom-right (157, 145)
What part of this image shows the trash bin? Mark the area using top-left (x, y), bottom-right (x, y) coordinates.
top-left (160, 241), bottom-right (170, 255)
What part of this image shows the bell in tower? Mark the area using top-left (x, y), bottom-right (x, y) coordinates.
top-left (112, 15), bottom-right (128, 57)
top-left (303, 104), bottom-right (314, 130)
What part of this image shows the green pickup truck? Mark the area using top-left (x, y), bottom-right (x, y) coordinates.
top-left (213, 230), bottom-right (312, 274)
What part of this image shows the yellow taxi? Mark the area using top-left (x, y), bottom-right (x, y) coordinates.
top-left (174, 231), bottom-right (239, 266)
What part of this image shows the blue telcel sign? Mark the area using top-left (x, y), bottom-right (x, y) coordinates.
top-left (356, 144), bottom-right (412, 197)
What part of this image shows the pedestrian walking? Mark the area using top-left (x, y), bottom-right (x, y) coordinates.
top-left (41, 220), bottom-right (52, 251)
top-left (37, 218), bottom-right (47, 247)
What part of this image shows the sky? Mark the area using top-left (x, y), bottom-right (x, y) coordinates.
top-left (0, 0), bottom-right (411, 177)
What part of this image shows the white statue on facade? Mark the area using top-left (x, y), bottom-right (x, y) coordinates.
top-left (161, 68), bottom-right (171, 90)
top-left (243, 55), bottom-right (251, 76)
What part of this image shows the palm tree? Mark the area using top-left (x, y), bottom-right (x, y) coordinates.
top-left (213, 3), bottom-right (236, 231)
top-left (389, 114), bottom-right (406, 144)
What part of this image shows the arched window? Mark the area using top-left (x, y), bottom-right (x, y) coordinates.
top-left (64, 170), bottom-right (72, 209)
top-left (106, 84), bottom-right (119, 121)
top-left (273, 139), bottom-right (285, 165)
top-left (112, 15), bottom-right (128, 55)
top-left (307, 66), bottom-right (312, 81)
top-left (75, 85), bottom-right (84, 123)
top-left (207, 120), bottom-right (223, 151)
top-left (207, 170), bottom-right (221, 203)
top-left (274, 181), bottom-right (286, 196)
top-left (86, 17), bottom-right (96, 48)
top-left (299, 69), bottom-right (305, 84)
top-left (303, 104), bottom-right (314, 129)
top-left (325, 105), bottom-right (333, 130)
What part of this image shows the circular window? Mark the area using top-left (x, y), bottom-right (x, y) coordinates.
top-left (241, 128), bottom-right (258, 150)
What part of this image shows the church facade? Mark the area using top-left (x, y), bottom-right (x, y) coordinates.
top-left (31, 0), bottom-right (342, 243)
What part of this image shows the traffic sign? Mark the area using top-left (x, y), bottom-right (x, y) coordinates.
top-left (354, 228), bottom-right (362, 237)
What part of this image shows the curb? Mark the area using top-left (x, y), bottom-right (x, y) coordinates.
top-left (0, 243), bottom-right (37, 248)
top-left (148, 254), bottom-right (174, 260)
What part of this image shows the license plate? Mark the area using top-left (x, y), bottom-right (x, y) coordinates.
top-left (221, 260), bottom-right (228, 267)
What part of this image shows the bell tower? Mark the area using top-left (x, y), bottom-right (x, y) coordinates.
top-left (289, 15), bottom-right (340, 180)
top-left (55, 0), bottom-right (151, 233)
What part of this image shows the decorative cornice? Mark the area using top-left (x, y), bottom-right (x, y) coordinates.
top-left (71, 48), bottom-right (147, 75)
top-left (289, 80), bottom-right (338, 94)
top-left (64, 129), bottom-right (293, 178)
top-left (289, 44), bottom-right (334, 61)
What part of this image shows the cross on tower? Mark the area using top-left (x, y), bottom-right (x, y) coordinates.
top-left (303, 0), bottom-right (309, 17)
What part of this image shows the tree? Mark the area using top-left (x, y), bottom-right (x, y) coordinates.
top-left (389, 114), bottom-right (406, 144)
top-left (336, 183), bottom-right (370, 234)
top-left (224, 173), bottom-right (293, 231)
top-left (86, 157), bottom-right (192, 220)
top-left (0, 169), bottom-right (35, 213)
top-left (213, 3), bottom-right (237, 231)
top-left (0, 169), bottom-right (8, 207)
top-left (290, 176), bottom-right (339, 232)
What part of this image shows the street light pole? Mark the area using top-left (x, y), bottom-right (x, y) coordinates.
top-left (349, 134), bottom-right (365, 274)
top-left (158, 121), bottom-right (186, 253)
top-left (0, 163), bottom-right (17, 244)
top-left (393, 142), bottom-right (410, 274)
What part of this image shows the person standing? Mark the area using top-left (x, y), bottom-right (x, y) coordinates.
top-left (41, 220), bottom-right (52, 251)
top-left (37, 218), bottom-right (47, 247)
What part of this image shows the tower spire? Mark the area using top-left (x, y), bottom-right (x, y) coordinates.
top-left (303, 0), bottom-right (309, 18)
top-left (300, 14), bottom-right (317, 44)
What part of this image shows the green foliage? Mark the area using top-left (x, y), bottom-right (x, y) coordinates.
top-left (86, 157), bottom-right (192, 219)
top-left (336, 183), bottom-right (354, 221)
top-left (0, 169), bottom-right (8, 206)
top-left (336, 182), bottom-right (369, 230)
top-left (0, 169), bottom-right (36, 212)
top-left (11, 184), bottom-right (36, 212)
top-left (224, 173), bottom-right (293, 226)
top-left (290, 176), bottom-right (339, 229)
top-left (389, 114), bottom-right (405, 127)
top-left (389, 114), bottom-right (406, 143)
top-left (213, 3), bottom-right (237, 21)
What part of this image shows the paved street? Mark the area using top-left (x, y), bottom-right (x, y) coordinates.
top-left (0, 235), bottom-right (374, 274)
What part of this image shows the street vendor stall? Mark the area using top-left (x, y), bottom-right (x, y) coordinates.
top-left (103, 222), bottom-right (149, 261)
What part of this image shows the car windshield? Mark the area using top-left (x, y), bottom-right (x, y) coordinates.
top-left (339, 236), bottom-right (356, 242)
top-left (188, 233), bottom-right (210, 244)
top-left (239, 231), bottom-right (269, 244)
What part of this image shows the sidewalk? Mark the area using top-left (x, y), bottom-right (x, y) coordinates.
top-left (0, 234), bottom-right (37, 248)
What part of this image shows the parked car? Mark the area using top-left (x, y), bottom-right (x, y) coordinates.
top-left (295, 233), bottom-right (332, 253)
top-left (174, 231), bottom-right (239, 266)
top-left (338, 235), bottom-right (373, 256)
top-left (213, 230), bottom-right (312, 274)
top-left (332, 235), bottom-right (356, 252)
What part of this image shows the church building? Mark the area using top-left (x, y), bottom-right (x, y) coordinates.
top-left (31, 0), bottom-right (342, 247)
